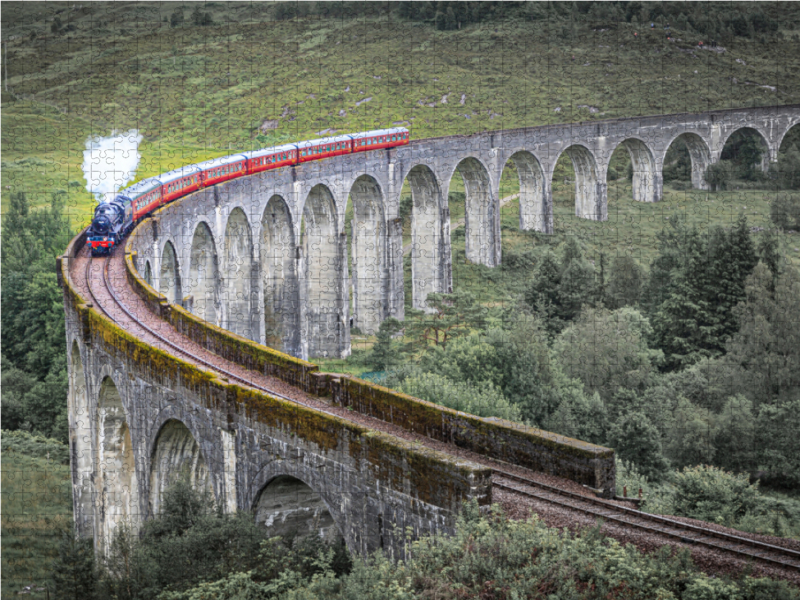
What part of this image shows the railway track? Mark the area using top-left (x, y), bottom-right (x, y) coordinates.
top-left (492, 468), bottom-right (800, 573)
top-left (84, 252), bottom-right (312, 408)
top-left (83, 250), bottom-right (800, 577)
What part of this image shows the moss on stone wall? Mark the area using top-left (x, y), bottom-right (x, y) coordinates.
top-left (61, 231), bottom-right (490, 512)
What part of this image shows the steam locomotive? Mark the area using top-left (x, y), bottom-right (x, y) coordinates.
top-left (87, 128), bottom-right (410, 255)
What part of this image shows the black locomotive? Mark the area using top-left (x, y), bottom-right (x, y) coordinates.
top-left (87, 196), bottom-right (133, 256)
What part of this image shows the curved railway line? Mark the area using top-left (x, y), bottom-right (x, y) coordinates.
top-left (492, 469), bottom-right (800, 573)
top-left (78, 247), bottom-right (800, 581)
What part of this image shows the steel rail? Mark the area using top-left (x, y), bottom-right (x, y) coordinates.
top-left (493, 470), bottom-right (800, 572)
top-left (85, 253), bottom-right (800, 573)
top-left (86, 252), bottom-right (309, 408)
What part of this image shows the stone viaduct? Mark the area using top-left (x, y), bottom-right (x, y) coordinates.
top-left (62, 105), bottom-right (798, 559)
top-left (129, 104), bottom-right (800, 360)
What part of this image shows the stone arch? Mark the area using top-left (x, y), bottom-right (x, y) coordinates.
top-left (159, 240), bottom-right (181, 305)
top-left (69, 340), bottom-right (94, 537)
top-left (612, 138), bottom-right (659, 203)
top-left (261, 195), bottom-right (300, 355)
top-left (347, 175), bottom-right (386, 334)
top-left (662, 132), bottom-right (712, 191)
top-left (302, 184), bottom-right (347, 359)
top-left (720, 126), bottom-right (772, 173)
top-left (96, 376), bottom-right (139, 551)
top-left (144, 260), bottom-right (153, 287)
top-left (777, 119), bottom-right (800, 154)
top-left (253, 475), bottom-right (343, 543)
top-left (222, 207), bottom-right (256, 341)
top-left (188, 221), bottom-right (220, 325)
top-left (450, 157), bottom-right (499, 267)
top-left (554, 144), bottom-right (604, 220)
top-left (503, 151), bottom-right (550, 232)
top-left (149, 419), bottom-right (212, 516)
top-left (404, 164), bottom-right (450, 309)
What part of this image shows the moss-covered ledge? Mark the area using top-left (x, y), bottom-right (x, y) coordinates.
top-left (124, 226), bottom-right (319, 393)
top-left (323, 375), bottom-right (616, 496)
top-left (59, 230), bottom-right (492, 517)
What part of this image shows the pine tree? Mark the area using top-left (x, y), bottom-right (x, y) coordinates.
top-left (51, 530), bottom-right (96, 600)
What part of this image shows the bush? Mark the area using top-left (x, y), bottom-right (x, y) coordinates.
top-left (704, 161), bottom-right (734, 191)
top-left (1, 428), bottom-right (69, 464)
top-left (399, 371), bottom-right (522, 421)
top-left (672, 465), bottom-right (759, 527)
top-left (770, 193), bottom-right (800, 230)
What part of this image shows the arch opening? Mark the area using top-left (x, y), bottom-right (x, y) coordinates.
top-left (346, 175), bottom-right (386, 335)
top-left (553, 145), bottom-right (603, 221)
top-left (663, 133), bottom-right (712, 191)
top-left (69, 342), bottom-right (94, 536)
top-left (144, 260), bottom-right (153, 287)
top-left (403, 165), bottom-right (449, 310)
top-left (160, 241), bottom-right (181, 305)
top-left (149, 419), bottom-right (212, 516)
top-left (223, 208), bottom-right (256, 341)
top-left (96, 376), bottom-right (139, 551)
top-left (613, 139), bottom-right (658, 203)
top-left (303, 184), bottom-right (346, 359)
top-left (451, 157), bottom-right (499, 267)
top-left (776, 122), bottom-right (800, 191)
top-left (503, 151), bottom-right (549, 232)
top-left (720, 127), bottom-right (771, 182)
top-left (188, 222), bottom-right (220, 325)
top-left (261, 196), bottom-right (300, 355)
top-left (254, 475), bottom-right (342, 544)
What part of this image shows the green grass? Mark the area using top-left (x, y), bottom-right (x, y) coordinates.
top-left (4, 2), bottom-right (800, 226)
top-left (1, 442), bottom-right (72, 599)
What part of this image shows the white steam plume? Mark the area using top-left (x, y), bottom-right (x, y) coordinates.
top-left (82, 130), bottom-right (143, 203)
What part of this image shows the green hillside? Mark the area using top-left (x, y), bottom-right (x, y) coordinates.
top-left (3, 1), bottom-right (800, 227)
top-left (1, 431), bottom-right (72, 599)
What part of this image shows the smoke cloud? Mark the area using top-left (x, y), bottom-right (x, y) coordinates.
top-left (82, 130), bottom-right (143, 202)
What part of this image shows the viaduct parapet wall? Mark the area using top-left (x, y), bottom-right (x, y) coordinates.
top-left (127, 104), bottom-right (800, 359)
top-left (64, 106), bottom-right (800, 560)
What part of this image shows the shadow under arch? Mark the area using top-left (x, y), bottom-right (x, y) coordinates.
top-left (149, 419), bottom-right (212, 517)
top-left (347, 174), bottom-right (386, 334)
top-left (69, 340), bottom-right (94, 536)
top-left (502, 150), bottom-right (550, 233)
top-left (449, 156), bottom-right (499, 267)
top-left (403, 163), bottom-right (450, 310)
top-left (188, 221), bottom-right (220, 325)
top-left (554, 144), bottom-right (603, 220)
top-left (610, 138), bottom-right (659, 203)
top-left (261, 195), bottom-right (300, 355)
top-left (302, 183), bottom-right (346, 359)
top-left (720, 126), bottom-right (772, 174)
top-left (253, 474), bottom-right (344, 544)
top-left (662, 132), bottom-right (712, 191)
top-left (222, 207), bottom-right (256, 341)
top-left (160, 240), bottom-right (182, 305)
top-left (96, 376), bottom-right (139, 551)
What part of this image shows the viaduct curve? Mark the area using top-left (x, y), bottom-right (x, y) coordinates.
top-left (129, 104), bottom-right (799, 360)
top-left (61, 104), bottom-right (798, 559)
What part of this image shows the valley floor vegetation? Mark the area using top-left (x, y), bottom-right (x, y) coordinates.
top-left (47, 478), bottom-right (800, 600)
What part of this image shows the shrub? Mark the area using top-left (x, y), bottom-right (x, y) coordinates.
top-left (672, 465), bottom-right (759, 526)
top-left (770, 193), bottom-right (800, 230)
top-left (704, 161), bottom-right (734, 191)
top-left (399, 372), bottom-right (522, 421)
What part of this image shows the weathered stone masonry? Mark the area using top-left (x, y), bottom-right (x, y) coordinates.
top-left (128, 105), bottom-right (800, 360)
top-left (64, 106), bottom-right (800, 559)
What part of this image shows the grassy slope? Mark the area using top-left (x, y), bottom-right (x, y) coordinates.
top-left (1, 450), bottom-right (72, 598)
top-left (3, 2), bottom-right (800, 226)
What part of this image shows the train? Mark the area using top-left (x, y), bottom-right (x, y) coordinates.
top-left (86, 127), bottom-right (410, 255)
